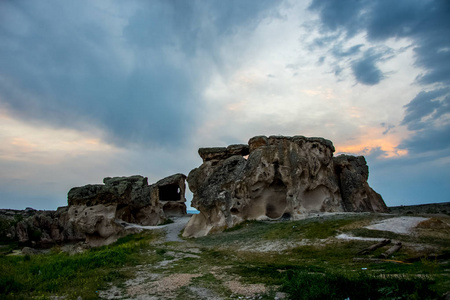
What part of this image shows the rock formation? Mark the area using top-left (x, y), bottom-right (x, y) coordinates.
top-left (67, 174), bottom-right (187, 246)
top-left (68, 175), bottom-right (163, 226)
top-left (183, 135), bottom-right (387, 237)
top-left (0, 207), bottom-right (85, 248)
top-left (1, 173), bottom-right (187, 247)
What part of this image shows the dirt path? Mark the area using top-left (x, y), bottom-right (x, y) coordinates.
top-left (122, 215), bottom-right (192, 242)
top-left (365, 216), bottom-right (429, 234)
top-left (164, 215), bottom-right (191, 242)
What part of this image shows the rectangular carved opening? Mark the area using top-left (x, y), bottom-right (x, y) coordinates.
top-left (158, 184), bottom-right (181, 201)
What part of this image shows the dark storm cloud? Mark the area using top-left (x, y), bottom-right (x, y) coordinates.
top-left (310, 0), bottom-right (450, 153)
top-left (399, 88), bottom-right (450, 153)
top-left (308, 0), bottom-right (366, 37)
top-left (363, 0), bottom-right (450, 86)
top-left (0, 0), bottom-right (279, 148)
top-left (331, 44), bottom-right (363, 58)
top-left (309, 0), bottom-right (450, 85)
top-left (401, 88), bottom-right (450, 130)
top-left (0, 1), bottom-right (193, 147)
top-left (350, 49), bottom-right (385, 85)
top-left (398, 124), bottom-right (450, 154)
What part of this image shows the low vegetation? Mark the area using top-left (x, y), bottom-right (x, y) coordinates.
top-left (1, 213), bottom-right (449, 299)
top-left (0, 231), bottom-right (164, 299)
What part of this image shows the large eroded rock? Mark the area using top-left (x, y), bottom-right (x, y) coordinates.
top-left (183, 135), bottom-right (388, 237)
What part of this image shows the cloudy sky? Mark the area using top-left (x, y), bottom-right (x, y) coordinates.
top-left (0, 0), bottom-right (449, 210)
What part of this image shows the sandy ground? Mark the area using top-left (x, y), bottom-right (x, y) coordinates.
top-left (122, 215), bottom-right (192, 242)
top-left (336, 233), bottom-right (387, 241)
top-left (364, 216), bottom-right (429, 234)
top-left (164, 216), bottom-right (191, 242)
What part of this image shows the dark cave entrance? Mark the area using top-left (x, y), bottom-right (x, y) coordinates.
top-left (158, 184), bottom-right (181, 201)
top-left (264, 162), bottom-right (288, 219)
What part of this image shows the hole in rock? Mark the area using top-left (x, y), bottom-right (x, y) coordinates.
top-left (281, 212), bottom-right (291, 220)
top-left (262, 162), bottom-right (288, 219)
top-left (158, 184), bottom-right (181, 201)
top-left (264, 178), bottom-right (288, 219)
top-left (116, 204), bottom-right (132, 223)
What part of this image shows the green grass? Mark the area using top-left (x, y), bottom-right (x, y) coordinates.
top-left (1, 213), bottom-right (449, 299)
top-left (197, 214), bottom-right (370, 247)
top-left (262, 216), bottom-right (361, 240)
top-left (282, 269), bottom-right (438, 300)
top-left (192, 214), bottom-right (450, 298)
top-left (0, 231), bottom-right (163, 299)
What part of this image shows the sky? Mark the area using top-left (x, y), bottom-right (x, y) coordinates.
top-left (0, 0), bottom-right (449, 210)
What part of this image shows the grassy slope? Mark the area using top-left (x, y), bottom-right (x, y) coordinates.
top-left (0, 213), bottom-right (449, 299)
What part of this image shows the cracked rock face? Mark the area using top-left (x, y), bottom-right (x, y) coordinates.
top-left (183, 135), bottom-right (387, 237)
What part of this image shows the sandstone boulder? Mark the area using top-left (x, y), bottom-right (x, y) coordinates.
top-left (68, 175), bottom-right (163, 226)
top-left (66, 174), bottom-right (187, 246)
top-left (183, 135), bottom-right (388, 237)
top-left (0, 207), bottom-right (85, 247)
top-left (68, 204), bottom-right (124, 247)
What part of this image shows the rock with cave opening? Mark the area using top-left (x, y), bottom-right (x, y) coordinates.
top-left (65, 174), bottom-right (187, 246)
top-left (183, 135), bottom-right (388, 238)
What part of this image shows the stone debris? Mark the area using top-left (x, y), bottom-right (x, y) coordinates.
top-left (226, 281), bottom-right (267, 297)
top-left (151, 273), bottom-right (202, 293)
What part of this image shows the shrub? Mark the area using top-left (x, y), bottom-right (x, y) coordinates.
top-left (0, 276), bottom-right (22, 294)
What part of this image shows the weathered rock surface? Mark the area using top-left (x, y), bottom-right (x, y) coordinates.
top-left (1, 173), bottom-right (187, 248)
top-left (198, 144), bottom-right (249, 162)
top-left (68, 204), bottom-right (127, 248)
top-left (183, 135), bottom-right (388, 237)
top-left (155, 173), bottom-right (188, 217)
top-left (0, 207), bottom-right (85, 248)
top-left (67, 174), bottom-right (187, 246)
top-left (68, 175), bottom-right (162, 226)
top-left (333, 155), bottom-right (386, 212)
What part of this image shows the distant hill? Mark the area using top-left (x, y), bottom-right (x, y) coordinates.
top-left (389, 202), bottom-right (450, 214)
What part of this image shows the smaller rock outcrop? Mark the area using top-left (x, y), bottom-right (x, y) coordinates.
top-left (67, 174), bottom-right (187, 246)
top-left (1, 173), bottom-right (187, 248)
top-left (68, 175), bottom-right (162, 226)
top-left (0, 207), bottom-right (85, 248)
top-left (333, 155), bottom-right (386, 212)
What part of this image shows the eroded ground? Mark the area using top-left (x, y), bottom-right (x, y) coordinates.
top-left (97, 213), bottom-right (450, 299)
